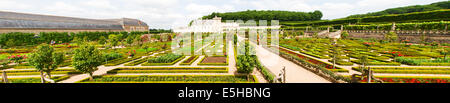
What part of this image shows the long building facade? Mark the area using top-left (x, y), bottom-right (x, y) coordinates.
top-left (174, 16), bottom-right (280, 33)
top-left (0, 11), bottom-right (149, 33)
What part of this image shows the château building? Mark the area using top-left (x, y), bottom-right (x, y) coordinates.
top-left (174, 16), bottom-right (280, 33)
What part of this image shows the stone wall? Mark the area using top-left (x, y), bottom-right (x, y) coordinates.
top-left (347, 30), bottom-right (449, 43)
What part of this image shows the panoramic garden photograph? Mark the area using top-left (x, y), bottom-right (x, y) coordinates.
top-left (0, 0), bottom-right (448, 85)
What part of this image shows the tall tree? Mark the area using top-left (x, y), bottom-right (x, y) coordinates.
top-left (72, 45), bottom-right (104, 81)
top-left (98, 36), bottom-right (107, 45)
top-left (109, 34), bottom-right (119, 49)
top-left (28, 44), bottom-right (65, 83)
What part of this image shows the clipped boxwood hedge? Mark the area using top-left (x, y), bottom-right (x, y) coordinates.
top-left (107, 67), bottom-right (228, 74)
top-left (4, 68), bottom-right (81, 76)
top-left (104, 56), bottom-right (142, 66)
top-left (1, 76), bottom-right (70, 83)
top-left (280, 47), bottom-right (349, 73)
top-left (124, 57), bottom-right (149, 66)
top-left (78, 75), bottom-right (257, 83)
top-left (141, 56), bottom-right (186, 66)
top-left (352, 67), bottom-right (450, 74)
top-left (351, 60), bottom-right (401, 66)
top-left (179, 56), bottom-right (199, 65)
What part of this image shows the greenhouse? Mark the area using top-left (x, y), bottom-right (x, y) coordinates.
top-left (0, 11), bottom-right (148, 33)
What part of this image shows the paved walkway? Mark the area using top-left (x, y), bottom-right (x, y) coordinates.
top-left (237, 36), bottom-right (330, 83)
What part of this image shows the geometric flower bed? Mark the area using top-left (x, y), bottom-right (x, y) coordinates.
top-left (358, 76), bottom-right (449, 83)
top-left (0, 76), bottom-right (70, 83)
top-left (3, 68), bottom-right (82, 76)
top-left (279, 47), bottom-right (349, 72)
top-left (351, 60), bottom-right (401, 66)
top-left (104, 56), bottom-right (142, 66)
top-left (352, 67), bottom-right (450, 74)
top-left (77, 75), bottom-right (257, 83)
top-left (394, 57), bottom-right (450, 66)
top-left (141, 54), bottom-right (185, 66)
top-left (106, 67), bottom-right (228, 74)
top-left (280, 38), bottom-right (449, 67)
top-left (197, 56), bottom-right (228, 66)
top-left (179, 56), bottom-right (199, 65)
top-left (124, 57), bottom-right (150, 66)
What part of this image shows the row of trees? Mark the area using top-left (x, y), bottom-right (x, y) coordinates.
top-left (282, 9), bottom-right (449, 27)
top-left (0, 31), bottom-right (158, 48)
top-left (346, 1), bottom-right (449, 18)
top-left (203, 10), bottom-right (323, 21)
top-left (343, 21), bottom-right (449, 31)
top-left (28, 44), bottom-right (103, 83)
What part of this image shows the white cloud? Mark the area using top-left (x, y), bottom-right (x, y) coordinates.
top-left (0, 0), bottom-right (446, 29)
top-left (82, 0), bottom-right (116, 10)
top-left (0, 0), bottom-right (30, 10)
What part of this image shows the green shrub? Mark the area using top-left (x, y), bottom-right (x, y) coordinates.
top-left (395, 57), bottom-right (450, 66)
top-left (103, 52), bottom-right (123, 61)
top-left (124, 57), bottom-right (149, 66)
top-left (104, 56), bottom-right (141, 66)
top-left (147, 53), bottom-right (183, 63)
top-left (79, 75), bottom-right (257, 83)
top-left (107, 67), bottom-right (228, 74)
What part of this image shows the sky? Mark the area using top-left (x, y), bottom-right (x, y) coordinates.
top-left (0, 0), bottom-right (446, 29)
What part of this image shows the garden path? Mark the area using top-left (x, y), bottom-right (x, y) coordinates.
top-left (237, 35), bottom-right (330, 83)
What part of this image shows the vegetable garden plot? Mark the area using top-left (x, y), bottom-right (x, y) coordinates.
top-left (198, 56), bottom-right (229, 66)
top-left (78, 75), bottom-right (257, 83)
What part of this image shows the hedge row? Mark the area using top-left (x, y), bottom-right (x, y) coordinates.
top-left (107, 67), bottom-right (228, 74)
top-left (344, 21), bottom-right (449, 30)
top-left (104, 56), bottom-right (142, 66)
top-left (0, 31), bottom-right (144, 47)
top-left (351, 60), bottom-right (401, 66)
top-left (179, 56), bottom-right (199, 65)
top-left (124, 57), bottom-right (149, 66)
top-left (281, 44), bottom-right (330, 59)
top-left (328, 59), bottom-right (354, 66)
top-left (278, 49), bottom-right (351, 83)
top-left (352, 67), bottom-right (450, 74)
top-left (4, 69), bottom-right (81, 76)
top-left (2, 76), bottom-right (70, 83)
top-left (255, 58), bottom-right (276, 83)
top-left (281, 9), bottom-right (449, 27)
top-left (354, 67), bottom-right (450, 70)
top-left (279, 47), bottom-right (349, 73)
top-left (141, 56), bottom-right (185, 66)
top-left (78, 75), bottom-right (257, 83)
top-left (353, 76), bottom-right (449, 83)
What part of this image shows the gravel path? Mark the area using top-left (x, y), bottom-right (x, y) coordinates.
top-left (237, 35), bottom-right (330, 83)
